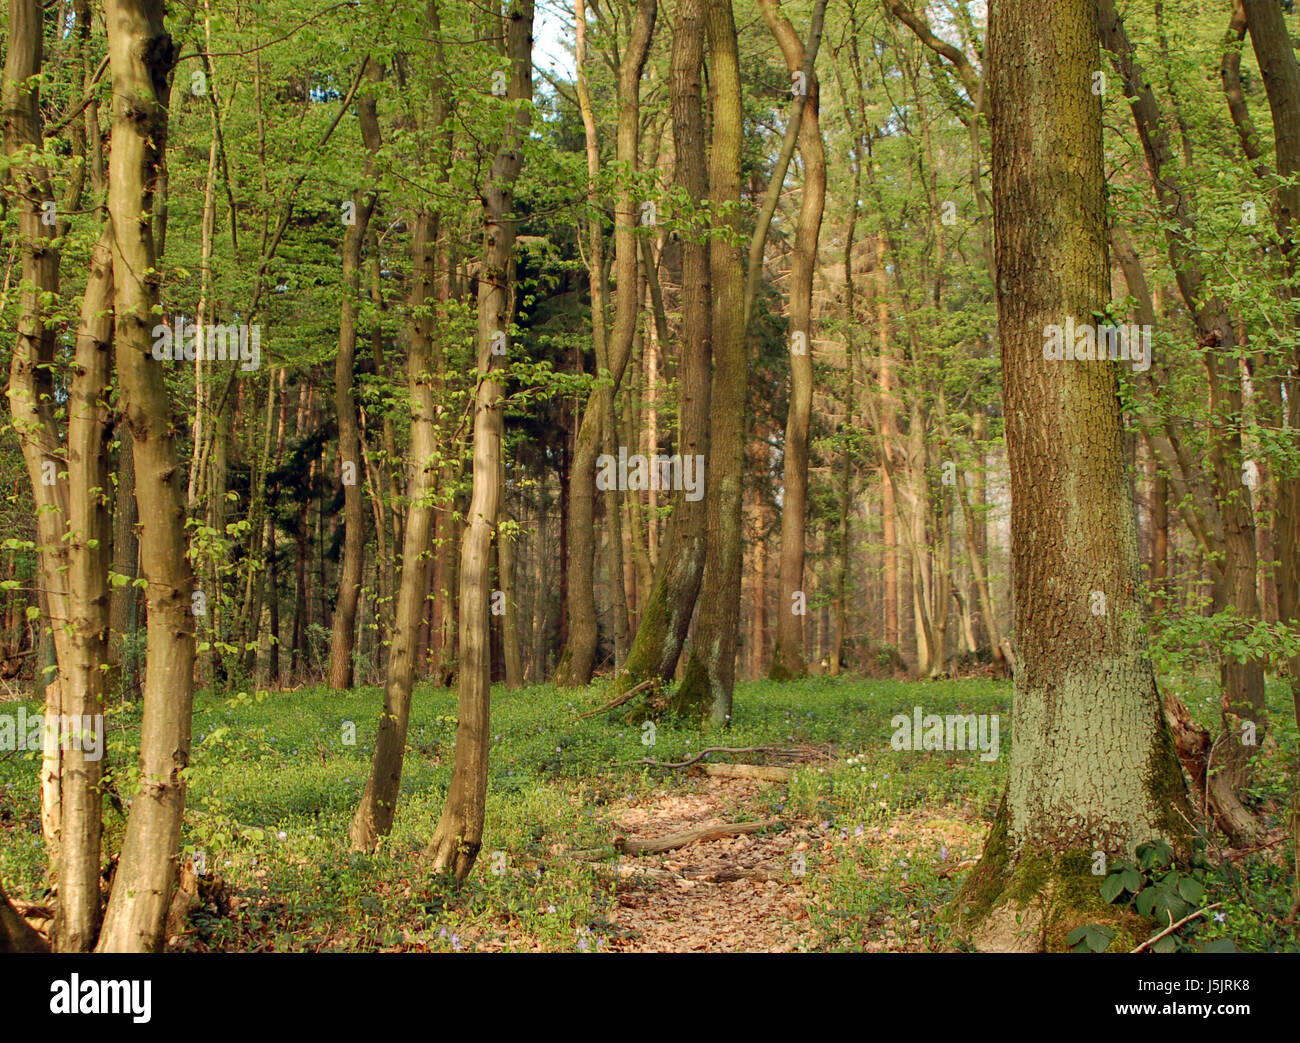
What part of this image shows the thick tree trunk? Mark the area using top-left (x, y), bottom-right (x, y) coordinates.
top-left (97, 0), bottom-right (197, 953)
top-left (955, 0), bottom-right (1190, 952)
top-left (426, 0), bottom-right (532, 880)
top-left (676, 0), bottom-right (746, 725)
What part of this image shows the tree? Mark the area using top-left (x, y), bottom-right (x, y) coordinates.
top-left (761, 0), bottom-right (826, 681)
top-left (427, 0), bottom-right (534, 880)
top-left (954, 0), bottom-right (1189, 951)
top-left (329, 58), bottom-right (383, 690)
top-left (351, 1), bottom-right (454, 851)
top-left (606, 0), bottom-right (712, 699)
top-left (96, 0), bottom-right (198, 953)
top-left (555, 0), bottom-right (656, 687)
top-left (674, 0), bottom-right (746, 725)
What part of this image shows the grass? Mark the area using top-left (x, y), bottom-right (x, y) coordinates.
top-left (0, 674), bottom-right (1295, 951)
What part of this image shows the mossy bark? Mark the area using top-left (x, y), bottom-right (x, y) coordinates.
top-left (952, 0), bottom-right (1190, 951)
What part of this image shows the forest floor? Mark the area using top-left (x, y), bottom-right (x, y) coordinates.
top-left (1, 674), bottom-right (1296, 952)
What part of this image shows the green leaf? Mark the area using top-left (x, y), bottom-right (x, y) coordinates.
top-left (1177, 876), bottom-right (1204, 905)
top-left (1120, 867), bottom-right (1143, 893)
top-left (1153, 935), bottom-right (1178, 954)
top-left (1100, 872), bottom-right (1126, 904)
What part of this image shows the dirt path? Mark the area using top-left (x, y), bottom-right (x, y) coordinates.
top-left (602, 776), bottom-right (815, 952)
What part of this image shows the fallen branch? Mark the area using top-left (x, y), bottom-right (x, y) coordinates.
top-left (1130, 902), bottom-right (1220, 954)
top-left (701, 763), bottom-right (793, 782)
top-left (637, 745), bottom-right (792, 770)
top-left (615, 818), bottom-right (782, 856)
top-left (578, 678), bottom-right (656, 719)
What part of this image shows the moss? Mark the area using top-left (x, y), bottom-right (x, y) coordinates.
top-left (667, 655), bottom-right (712, 720)
top-left (950, 792), bottom-right (1012, 927)
top-left (767, 646), bottom-right (806, 683)
top-left (951, 798), bottom-right (1149, 951)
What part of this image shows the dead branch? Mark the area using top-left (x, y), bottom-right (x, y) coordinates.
top-left (615, 818), bottom-right (783, 856)
top-left (637, 745), bottom-right (794, 770)
top-left (1130, 902), bottom-right (1220, 954)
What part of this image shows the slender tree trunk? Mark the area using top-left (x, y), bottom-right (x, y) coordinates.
top-left (1243, 0), bottom-right (1300, 729)
top-left (427, 0), bottom-right (532, 880)
top-left (875, 237), bottom-right (901, 651)
top-left (761, 0), bottom-right (825, 682)
top-left (97, 0), bottom-right (198, 952)
top-left (1100, 0), bottom-right (1265, 841)
top-left (607, 0), bottom-right (711, 698)
top-left (351, 202), bottom-right (444, 850)
top-left (556, 0), bottom-right (656, 686)
top-left (4, 0), bottom-right (70, 878)
top-left (109, 422), bottom-right (140, 699)
top-left (329, 60), bottom-right (382, 690)
top-left (55, 231), bottom-right (115, 952)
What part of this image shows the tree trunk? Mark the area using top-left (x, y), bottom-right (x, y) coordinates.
top-left (109, 420), bottom-right (141, 699)
top-left (4, 0), bottom-right (70, 879)
top-left (676, 0), bottom-right (746, 725)
top-left (762, 0), bottom-right (825, 682)
top-left (426, 0), bottom-right (533, 880)
top-left (329, 59), bottom-right (382, 690)
top-left (555, 0), bottom-right (656, 686)
top-left (0, 880), bottom-right (47, 953)
top-left (956, 0), bottom-right (1190, 951)
top-left (606, 0), bottom-right (711, 698)
top-left (351, 205), bottom-right (443, 850)
top-left (1243, 0), bottom-right (1300, 732)
top-left (97, 0), bottom-right (197, 953)
top-left (1101, 0), bottom-right (1265, 844)
top-left (55, 230), bottom-right (115, 952)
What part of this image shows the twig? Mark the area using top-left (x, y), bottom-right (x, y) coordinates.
top-left (1130, 902), bottom-right (1221, 953)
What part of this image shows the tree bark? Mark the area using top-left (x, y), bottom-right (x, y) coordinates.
top-left (956, 0), bottom-right (1190, 951)
top-left (676, 0), bottom-right (746, 725)
top-left (606, 0), bottom-right (712, 698)
top-left (426, 0), bottom-right (533, 880)
top-left (761, 0), bottom-right (825, 682)
top-left (97, 0), bottom-right (197, 953)
top-left (329, 58), bottom-right (383, 690)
